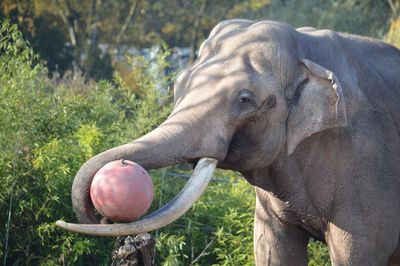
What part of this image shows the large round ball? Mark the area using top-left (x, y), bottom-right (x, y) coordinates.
top-left (90, 160), bottom-right (154, 222)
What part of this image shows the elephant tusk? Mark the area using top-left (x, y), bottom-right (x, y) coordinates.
top-left (56, 157), bottom-right (218, 236)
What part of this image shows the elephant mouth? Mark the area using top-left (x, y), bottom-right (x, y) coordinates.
top-left (56, 158), bottom-right (218, 236)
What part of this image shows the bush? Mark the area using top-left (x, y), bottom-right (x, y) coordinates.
top-left (0, 20), bottom-right (171, 265)
top-left (152, 170), bottom-right (255, 265)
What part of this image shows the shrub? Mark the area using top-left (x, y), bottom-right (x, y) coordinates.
top-left (0, 20), bottom-right (171, 265)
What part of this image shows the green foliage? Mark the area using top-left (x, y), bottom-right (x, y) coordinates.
top-left (0, 20), bottom-right (172, 265)
top-left (308, 239), bottom-right (331, 266)
top-left (151, 170), bottom-right (256, 265)
top-left (1, 0), bottom-right (394, 79)
top-left (254, 0), bottom-right (390, 38)
top-left (210, 176), bottom-right (255, 265)
top-left (114, 42), bottom-right (174, 139)
top-left (0, 19), bottom-right (114, 265)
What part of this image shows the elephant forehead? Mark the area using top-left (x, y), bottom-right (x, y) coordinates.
top-left (187, 59), bottom-right (258, 93)
top-left (192, 56), bottom-right (245, 79)
top-left (173, 58), bottom-right (257, 107)
top-left (174, 50), bottom-right (279, 102)
top-left (200, 20), bottom-right (294, 58)
top-left (199, 34), bottom-right (258, 60)
top-left (175, 53), bottom-right (251, 91)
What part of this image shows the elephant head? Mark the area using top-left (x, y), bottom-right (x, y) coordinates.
top-left (56, 19), bottom-right (346, 236)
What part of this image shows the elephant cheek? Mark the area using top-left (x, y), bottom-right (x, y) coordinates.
top-left (193, 134), bottom-right (231, 161)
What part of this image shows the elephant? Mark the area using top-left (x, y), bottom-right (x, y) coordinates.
top-left (57, 19), bottom-right (400, 265)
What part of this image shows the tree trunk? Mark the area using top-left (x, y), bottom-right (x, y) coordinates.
top-left (112, 234), bottom-right (155, 266)
top-left (189, 0), bottom-right (207, 63)
top-left (55, 0), bottom-right (82, 78)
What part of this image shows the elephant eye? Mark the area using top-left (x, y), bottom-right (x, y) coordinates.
top-left (239, 96), bottom-right (251, 103)
top-left (238, 91), bottom-right (253, 104)
top-left (234, 91), bottom-right (256, 114)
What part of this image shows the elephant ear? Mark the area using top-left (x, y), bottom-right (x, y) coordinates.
top-left (286, 59), bottom-right (347, 155)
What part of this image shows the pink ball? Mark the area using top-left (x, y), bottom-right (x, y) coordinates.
top-left (90, 160), bottom-right (154, 222)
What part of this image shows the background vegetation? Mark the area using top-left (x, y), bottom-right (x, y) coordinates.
top-left (1, 0), bottom-right (399, 80)
top-left (0, 0), bottom-right (399, 265)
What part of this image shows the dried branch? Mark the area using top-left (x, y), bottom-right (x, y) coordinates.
top-left (54, 0), bottom-right (78, 46)
top-left (189, 0), bottom-right (208, 63)
top-left (190, 237), bottom-right (215, 265)
top-left (388, 0), bottom-right (400, 17)
top-left (115, 0), bottom-right (141, 45)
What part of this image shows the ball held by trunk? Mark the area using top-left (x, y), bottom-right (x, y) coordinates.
top-left (90, 159), bottom-right (154, 222)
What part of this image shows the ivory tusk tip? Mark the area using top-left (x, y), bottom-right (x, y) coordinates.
top-left (56, 220), bottom-right (68, 228)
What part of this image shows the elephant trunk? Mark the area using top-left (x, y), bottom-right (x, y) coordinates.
top-left (71, 120), bottom-right (198, 224)
top-left (71, 124), bottom-right (176, 223)
top-left (56, 115), bottom-right (220, 235)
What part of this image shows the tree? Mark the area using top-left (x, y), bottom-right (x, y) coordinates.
top-left (1, 0), bottom-right (395, 80)
top-left (0, 0), bottom-right (141, 79)
top-left (253, 0), bottom-right (391, 38)
top-left (0, 0), bottom-right (273, 77)
top-left (386, 0), bottom-right (400, 47)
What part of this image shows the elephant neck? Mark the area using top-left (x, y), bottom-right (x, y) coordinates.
top-left (255, 130), bottom-right (345, 229)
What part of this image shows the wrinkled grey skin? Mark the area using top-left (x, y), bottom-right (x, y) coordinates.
top-left (72, 20), bottom-right (400, 265)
